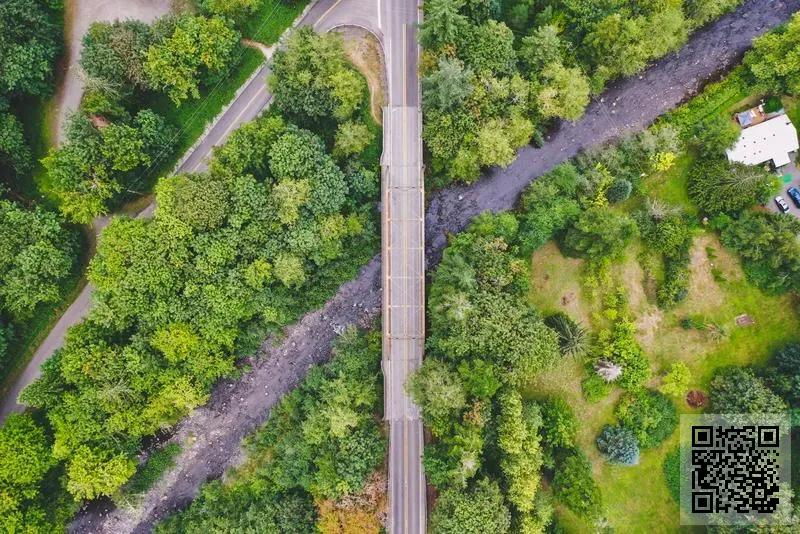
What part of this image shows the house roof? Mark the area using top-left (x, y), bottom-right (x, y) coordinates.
top-left (726, 114), bottom-right (799, 167)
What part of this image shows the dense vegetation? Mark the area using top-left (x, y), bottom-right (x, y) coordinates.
top-left (0, 29), bottom-right (380, 529)
top-left (42, 12), bottom-right (244, 223)
top-left (419, 0), bottom-right (744, 185)
top-left (0, 200), bottom-right (77, 371)
top-left (0, 0), bottom-right (62, 186)
top-left (415, 12), bottom-right (800, 530)
top-left (157, 327), bottom-right (386, 533)
top-left (0, 1), bottom-right (83, 389)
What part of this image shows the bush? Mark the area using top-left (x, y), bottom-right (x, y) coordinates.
top-left (614, 390), bottom-right (678, 449)
top-left (606, 179), bottom-right (632, 202)
top-left (596, 424), bottom-right (640, 465)
top-left (592, 318), bottom-right (651, 391)
top-left (582, 373), bottom-right (612, 403)
top-left (544, 312), bottom-right (588, 359)
top-left (764, 95), bottom-right (783, 113)
top-left (540, 397), bottom-right (578, 452)
top-left (663, 446), bottom-right (681, 502)
top-left (563, 207), bottom-right (638, 262)
top-left (660, 362), bottom-right (692, 398)
top-left (552, 450), bottom-right (602, 519)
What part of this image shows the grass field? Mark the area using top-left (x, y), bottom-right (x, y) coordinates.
top-left (523, 230), bottom-right (800, 531)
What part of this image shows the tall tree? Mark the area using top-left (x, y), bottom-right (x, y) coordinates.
top-left (145, 16), bottom-right (240, 105)
top-left (0, 0), bottom-right (62, 97)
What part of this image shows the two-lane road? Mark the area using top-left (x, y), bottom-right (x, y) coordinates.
top-left (380, 1), bottom-right (426, 532)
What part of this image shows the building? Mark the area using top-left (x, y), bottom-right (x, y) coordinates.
top-left (726, 113), bottom-right (799, 168)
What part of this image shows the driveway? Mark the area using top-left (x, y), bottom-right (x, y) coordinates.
top-left (770, 154), bottom-right (800, 217)
top-left (53, 0), bottom-right (172, 145)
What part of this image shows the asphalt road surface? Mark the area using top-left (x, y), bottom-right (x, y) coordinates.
top-left (379, 0), bottom-right (426, 532)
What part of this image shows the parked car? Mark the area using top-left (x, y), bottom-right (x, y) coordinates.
top-left (775, 196), bottom-right (790, 213)
top-left (788, 187), bottom-right (800, 208)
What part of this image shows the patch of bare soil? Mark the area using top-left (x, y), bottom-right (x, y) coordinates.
top-left (337, 27), bottom-right (386, 125)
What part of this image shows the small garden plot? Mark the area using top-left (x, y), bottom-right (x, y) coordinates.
top-left (523, 228), bottom-right (799, 532)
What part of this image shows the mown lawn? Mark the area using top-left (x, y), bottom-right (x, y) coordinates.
top-left (522, 229), bottom-right (799, 532)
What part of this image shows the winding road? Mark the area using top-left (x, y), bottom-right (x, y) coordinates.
top-left (31, 0), bottom-right (800, 531)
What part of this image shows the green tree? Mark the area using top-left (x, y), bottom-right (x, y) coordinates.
top-left (80, 20), bottom-right (152, 89)
top-left (615, 390), bottom-right (677, 449)
top-left (419, 0), bottom-right (469, 49)
top-left (270, 28), bottom-right (365, 123)
top-left (201, 0), bottom-right (261, 23)
top-left (0, 200), bottom-right (77, 319)
top-left (686, 0), bottom-right (742, 27)
top-left (552, 451), bottom-right (602, 519)
top-left (563, 207), bottom-right (638, 261)
top-left (101, 123), bottom-right (149, 171)
top-left (459, 20), bottom-right (516, 75)
top-left (536, 62), bottom-right (591, 121)
top-left (430, 478), bottom-right (511, 534)
top-left (0, 413), bottom-right (54, 490)
top-left (544, 312), bottom-right (588, 359)
top-left (0, 0), bottom-right (62, 97)
top-left (0, 106), bottom-right (32, 177)
top-left (145, 15), bottom-right (240, 105)
top-left (518, 24), bottom-right (562, 74)
top-left (592, 317), bottom-right (650, 390)
top-left (687, 159), bottom-right (778, 214)
top-left (66, 446), bottom-right (137, 500)
top-left (422, 56), bottom-right (474, 112)
top-left (720, 212), bottom-right (800, 294)
top-left (596, 424), bottom-right (640, 465)
top-left (660, 362), bottom-right (691, 397)
top-left (709, 367), bottom-right (787, 415)
top-left (744, 13), bottom-right (800, 94)
top-left (539, 396), bottom-right (578, 451)
top-left (333, 121), bottom-right (373, 159)
top-left (407, 358), bottom-right (467, 436)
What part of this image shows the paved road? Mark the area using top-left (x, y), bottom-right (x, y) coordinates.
top-left (379, 1), bottom-right (426, 533)
top-left (0, 0), bottom-right (377, 422)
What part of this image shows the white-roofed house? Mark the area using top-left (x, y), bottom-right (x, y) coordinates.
top-left (726, 113), bottom-right (799, 168)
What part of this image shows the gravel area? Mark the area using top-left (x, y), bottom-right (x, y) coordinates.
top-left (70, 1), bottom-right (800, 532)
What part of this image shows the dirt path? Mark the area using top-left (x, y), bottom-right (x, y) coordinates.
top-left (70, 0), bottom-right (800, 531)
top-left (52, 0), bottom-right (172, 145)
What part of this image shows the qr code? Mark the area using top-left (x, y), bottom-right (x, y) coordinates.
top-left (680, 415), bottom-right (791, 526)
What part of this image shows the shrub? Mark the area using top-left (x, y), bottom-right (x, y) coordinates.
top-left (592, 318), bottom-right (651, 390)
top-left (615, 390), bottom-right (678, 449)
top-left (596, 425), bottom-right (640, 465)
top-left (563, 207), bottom-right (638, 262)
top-left (544, 312), bottom-right (588, 359)
top-left (582, 373), bottom-right (613, 403)
top-left (540, 397), bottom-right (578, 452)
top-left (606, 179), bottom-right (632, 203)
top-left (552, 450), bottom-right (602, 519)
top-left (686, 390), bottom-right (708, 408)
top-left (663, 446), bottom-right (681, 502)
top-left (660, 362), bottom-right (692, 398)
